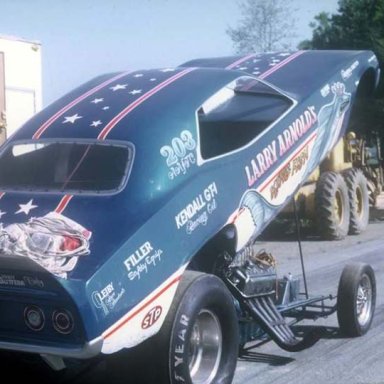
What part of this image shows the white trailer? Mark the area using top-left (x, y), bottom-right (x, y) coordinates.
top-left (0, 35), bottom-right (42, 141)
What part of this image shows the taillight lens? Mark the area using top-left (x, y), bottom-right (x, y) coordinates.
top-left (24, 305), bottom-right (45, 331)
top-left (52, 309), bottom-right (74, 334)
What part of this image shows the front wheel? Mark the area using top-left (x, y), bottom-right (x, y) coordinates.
top-left (156, 271), bottom-right (239, 384)
top-left (337, 263), bottom-right (376, 337)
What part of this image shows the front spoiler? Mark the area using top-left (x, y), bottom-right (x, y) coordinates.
top-left (0, 336), bottom-right (103, 359)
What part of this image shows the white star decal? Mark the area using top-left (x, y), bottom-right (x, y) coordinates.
top-left (161, 68), bottom-right (175, 72)
top-left (133, 73), bottom-right (143, 78)
top-left (129, 89), bottom-right (142, 95)
top-left (110, 83), bottom-right (128, 91)
top-left (102, 106), bottom-right (110, 110)
top-left (63, 113), bottom-right (83, 124)
top-left (149, 78), bottom-right (157, 82)
top-left (0, 210), bottom-right (6, 219)
top-left (238, 66), bottom-right (248, 70)
top-left (90, 120), bottom-right (102, 128)
top-left (16, 199), bottom-right (38, 215)
top-left (91, 98), bottom-right (104, 104)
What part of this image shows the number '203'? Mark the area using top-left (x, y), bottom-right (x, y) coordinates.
top-left (160, 130), bottom-right (196, 166)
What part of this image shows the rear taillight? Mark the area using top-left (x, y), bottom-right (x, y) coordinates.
top-left (24, 305), bottom-right (45, 331)
top-left (52, 309), bottom-right (74, 334)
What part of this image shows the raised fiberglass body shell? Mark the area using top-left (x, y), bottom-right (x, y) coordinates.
top-left (0, 50), bottom-right (379, 357)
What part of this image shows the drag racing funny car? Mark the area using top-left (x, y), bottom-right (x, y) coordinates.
top-left (0, 50), bottom-right (379, 383)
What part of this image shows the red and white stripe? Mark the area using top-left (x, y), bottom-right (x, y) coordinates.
top-left (225, 51), bottom-right (305, 79)
top-left (103, 274), bottom-right (181, 340)
top-left (226, 53), bottom-right (257, 70)
top-left (32, 71), bottom-right (132, 139)
top-left (101, 263), bottom-right (188, 354)
top-left (97, 67), bottom-right (196, 140)
top-left (54, 194), bottom-right (73, 214)
top-left (259, 51), bottom-right (304, 80)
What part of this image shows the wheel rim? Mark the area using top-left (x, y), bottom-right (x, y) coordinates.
top-left (356, 273), bottom-right (372, 326)
top-left (334, 190), bottom-right (344, 224)
top-left (188, 309), bottom-right (222, 384)
top-left (355, 185), bottom-right (363, 218)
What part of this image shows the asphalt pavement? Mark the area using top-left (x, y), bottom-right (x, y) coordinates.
top-left (233, 208), bottom-right (384, 384)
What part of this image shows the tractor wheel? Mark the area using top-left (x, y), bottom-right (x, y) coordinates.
top-left (315, 171), bottom-right (350, 240)
top-left (343, 168), bottom-right (369, 235)
top-left (337, 263), bottom-right (376, 336)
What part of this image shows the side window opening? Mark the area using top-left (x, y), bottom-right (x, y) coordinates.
top-left (198, 77), bottom-right (293, 160)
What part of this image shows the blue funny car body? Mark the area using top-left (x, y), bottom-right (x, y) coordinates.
top-left (0, 50), bottom-right (379, 382)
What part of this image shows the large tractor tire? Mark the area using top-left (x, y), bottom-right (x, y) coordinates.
top-left (343, 168), bottom-right (369, 235)
top-left (315, 171), bottom-right (350, 240)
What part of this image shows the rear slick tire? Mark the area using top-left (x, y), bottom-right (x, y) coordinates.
top-left (154, 271), bottom-right (239, 384)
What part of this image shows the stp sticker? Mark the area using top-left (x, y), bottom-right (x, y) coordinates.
top-left (141, 305), bottom-right (163, 329)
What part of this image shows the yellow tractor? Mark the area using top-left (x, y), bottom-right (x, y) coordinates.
top-left (282, 68), bottom-right (383, 241)
top-left (285, 130), bottom-right (383, 239)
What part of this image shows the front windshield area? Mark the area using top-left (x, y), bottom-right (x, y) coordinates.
top-left (198, 76), bottom-right (293, 159)
top-left (0, 141), bottom-right (133, 193)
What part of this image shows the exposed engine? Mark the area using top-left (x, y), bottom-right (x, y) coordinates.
top-left (219, 242), bottom-right (319, 351)
top-left (223, 244), bottom-right (277, 298)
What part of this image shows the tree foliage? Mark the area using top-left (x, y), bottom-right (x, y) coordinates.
top-left (301, 0), bottom-right (384, 100)
top-left (301, 0), bottom-right (384, 146)
top-left (300, 0), bottom-right (384, 65)
top-left (227, 0), bottom-right (296, 53)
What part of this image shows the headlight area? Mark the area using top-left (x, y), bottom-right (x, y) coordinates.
top-left (0, 297), bottom-right (85, 347)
